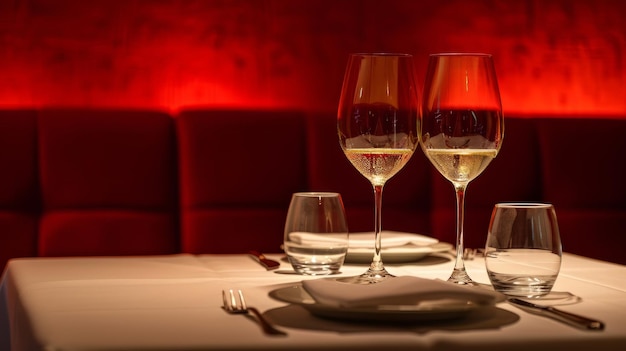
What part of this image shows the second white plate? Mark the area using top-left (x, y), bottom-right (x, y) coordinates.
top-left (345, 242), bottom-right (453, 263)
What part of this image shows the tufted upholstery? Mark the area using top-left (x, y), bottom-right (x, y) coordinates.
top-left (176, 109), bottom-right (308, 254)
top-left (37, 109), bottom-right (179, 257)
top-left (0, 109), bottom-right (624, 269)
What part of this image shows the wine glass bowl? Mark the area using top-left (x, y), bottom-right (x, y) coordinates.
top-left (420, 53), bottom-right (504, 285)
top-left (337, 53), bottom-right (419, 283)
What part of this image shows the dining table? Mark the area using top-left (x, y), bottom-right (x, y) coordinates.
top-left (1, 249), bottom-right (625, 351)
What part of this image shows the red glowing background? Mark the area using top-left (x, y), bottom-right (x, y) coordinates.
top-left (1, 0), bottom-right (625, 116)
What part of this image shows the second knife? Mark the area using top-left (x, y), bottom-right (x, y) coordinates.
top-left (508, 298), bottom-right (605, 330)
top-left (248, 250), bottom-right (281, 270)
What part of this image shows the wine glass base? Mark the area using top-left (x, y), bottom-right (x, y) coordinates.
top-left (447, 268), bottom-right (479, 286)
top-left (339, 267), bottom-right (395, 284)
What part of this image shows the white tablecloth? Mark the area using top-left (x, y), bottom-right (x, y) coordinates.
top-left (1, 252), bottom-right (624, 351)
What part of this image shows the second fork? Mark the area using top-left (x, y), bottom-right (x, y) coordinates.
top-left (222, 289), bottom-right (287, 336)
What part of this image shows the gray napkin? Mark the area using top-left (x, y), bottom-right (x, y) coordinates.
top-left (302, 276), bottom-right (503, 308)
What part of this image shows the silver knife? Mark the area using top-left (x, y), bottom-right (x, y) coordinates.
top-left (248, 250), bottom-right (280, 270)
top-left (508, 298), bottom-right (605, 330)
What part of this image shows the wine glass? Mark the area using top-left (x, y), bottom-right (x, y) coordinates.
top-left (420, 53), bottom-right (504, 285)
top-left (337, 53), bottom-right (419, 284)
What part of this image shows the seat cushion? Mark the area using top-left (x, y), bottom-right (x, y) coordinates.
top-left (40, 211), bottom-right (178, 256)
top-left (37, 109), bottom-right (178, 257)
top-left (537, 118), bottom-right (626, 208)
top-left (177, 109), bottom-right (307, 253)
top-left (38, 109), bottom-right (177, 209)
top-left (181, 209), bottom-right (286, 254)
top-left (0, 110), bottom-right (39, 267)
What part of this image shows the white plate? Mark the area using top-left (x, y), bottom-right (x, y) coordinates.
top-left (345, 242), bottom-right (453, 263)
top-left (269, 283), bottom-right (484, 322)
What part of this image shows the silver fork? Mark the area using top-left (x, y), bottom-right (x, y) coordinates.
top-left (222, 289), bottom-right (287, 336)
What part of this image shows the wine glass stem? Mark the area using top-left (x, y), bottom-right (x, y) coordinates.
top-left (371, 184), bottom-right (384, 272)
top-left (450, 182), bottom-right (473, 284)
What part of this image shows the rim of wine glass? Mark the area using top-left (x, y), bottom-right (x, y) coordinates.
top-left (430, 52), bottom-right (492, 58)
top-left (350, 52), bottom-right (413, 57)
top-left (293, 192), bottom-right (341, 198)
top-left (495, 202), bottom-right (554, 209)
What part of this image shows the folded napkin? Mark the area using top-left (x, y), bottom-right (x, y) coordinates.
top-left (348, 231), bottom-right (438, 248)
top-left (289, 231), bottom-right (438, 249)
top-left (302, 276), bottom-right (503, 308)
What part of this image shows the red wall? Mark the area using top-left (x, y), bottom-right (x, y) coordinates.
top-left (1, 0), bottom-right (625, 116)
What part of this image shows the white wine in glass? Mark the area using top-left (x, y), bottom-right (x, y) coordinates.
top-left (337, 53), bottom-right (419, 284)
top-left (420, 53), bottom-right (504, 285)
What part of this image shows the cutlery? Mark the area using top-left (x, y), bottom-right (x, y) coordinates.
top-left (248, 250), bottom-right (280, 270)
top-left (222, 289), bottom-right (287, 336)
top-left (508, 298), bottom-right (605, 330)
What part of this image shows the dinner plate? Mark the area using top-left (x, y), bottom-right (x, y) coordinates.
top-left (345, 242), bottom-right (453, 263)
top-left (269, 283), bottom-right (482, 322)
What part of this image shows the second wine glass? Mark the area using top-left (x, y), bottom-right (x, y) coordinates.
top-left (420, 53), bottom-right (504, 285)
top-left (337, 53), bottom-right (419, 284)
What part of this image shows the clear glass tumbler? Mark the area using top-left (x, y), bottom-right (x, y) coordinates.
top-left (485, 203), bottom-right (562, 298)
top-left (284, 192), bottom-right (349, 275)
